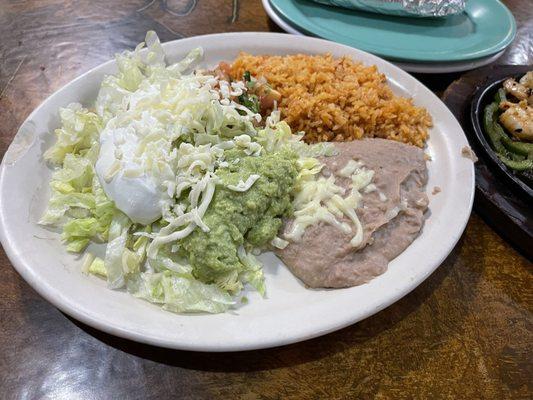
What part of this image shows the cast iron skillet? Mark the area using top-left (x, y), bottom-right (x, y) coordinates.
top-left (470, 67), bottom-right (533, 199)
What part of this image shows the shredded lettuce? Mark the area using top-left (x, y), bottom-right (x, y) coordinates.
top-left (41, 139), bottom-right (117, 252)
top-left (43, 104), bottom-right (102, 164)
top-left (103, 211), bottom-right (132, 289)
top-left (257, 111), bottom-right (336, 158)
top-left (126, 271), bottom-right (234, 314)
top-left (84, 255), bottom-right (107, 277)
top-left (238, 247), bottom-right (266, 296)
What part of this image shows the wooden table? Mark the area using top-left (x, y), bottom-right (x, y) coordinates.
top-left (1, 1), bottom-right (531, 398)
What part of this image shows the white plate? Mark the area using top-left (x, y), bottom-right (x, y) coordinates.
top-left (0, 32), bottom-right (474, 351)
top-left (262, 0), bottom-right (504, 73)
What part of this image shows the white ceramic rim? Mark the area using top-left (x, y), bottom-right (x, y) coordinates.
top-left (0, 32), bottom-right (474, 352)
top-left (262, 0), bottom-right (505, 73)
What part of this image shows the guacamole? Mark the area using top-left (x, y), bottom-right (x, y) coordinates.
top-left (181, 149), bottom-right (298, 287)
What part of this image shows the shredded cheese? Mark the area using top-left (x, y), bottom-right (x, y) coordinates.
top-left (271, 236), bottom-right (289, 249)
top-left (285, 158), bottom-right (375, 247)
top-left (338, 159), bottom-right (363, 177)
top-left (227, 174), bottom-right (261, 192)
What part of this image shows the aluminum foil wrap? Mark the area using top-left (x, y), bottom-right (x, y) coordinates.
top-left (310, 0), bottom-right (466, 17)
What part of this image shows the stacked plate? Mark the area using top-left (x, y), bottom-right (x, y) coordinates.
top-left (263, 0), bottom-right (516, 73)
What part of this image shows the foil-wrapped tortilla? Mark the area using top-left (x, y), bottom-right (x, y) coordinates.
top-left (311, 0), bottom-right (466, 17)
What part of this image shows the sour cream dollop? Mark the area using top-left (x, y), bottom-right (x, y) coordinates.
top-left (95, 126), bottom-right (163, 225)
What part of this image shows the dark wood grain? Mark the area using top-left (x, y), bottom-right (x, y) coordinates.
top-left (1, 1), bottom-right (532, 399)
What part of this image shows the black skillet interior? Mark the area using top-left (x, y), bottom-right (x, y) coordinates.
top-left (470, 69), bottom-right (533, 199)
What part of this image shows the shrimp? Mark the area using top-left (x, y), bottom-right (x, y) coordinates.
top-left (499, 100), bottom-right (533, 141)
top-left (503, 78), bottom-right (530, 101)
top-left (519, 71), bottom-right (533, 89)
top-left (519, 71), bottom-right (533, 105)
top-left (503, 71), bottom-right (533, 105)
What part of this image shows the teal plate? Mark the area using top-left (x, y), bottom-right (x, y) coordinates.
top-left (269, 0), bottom-right (516, 62)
